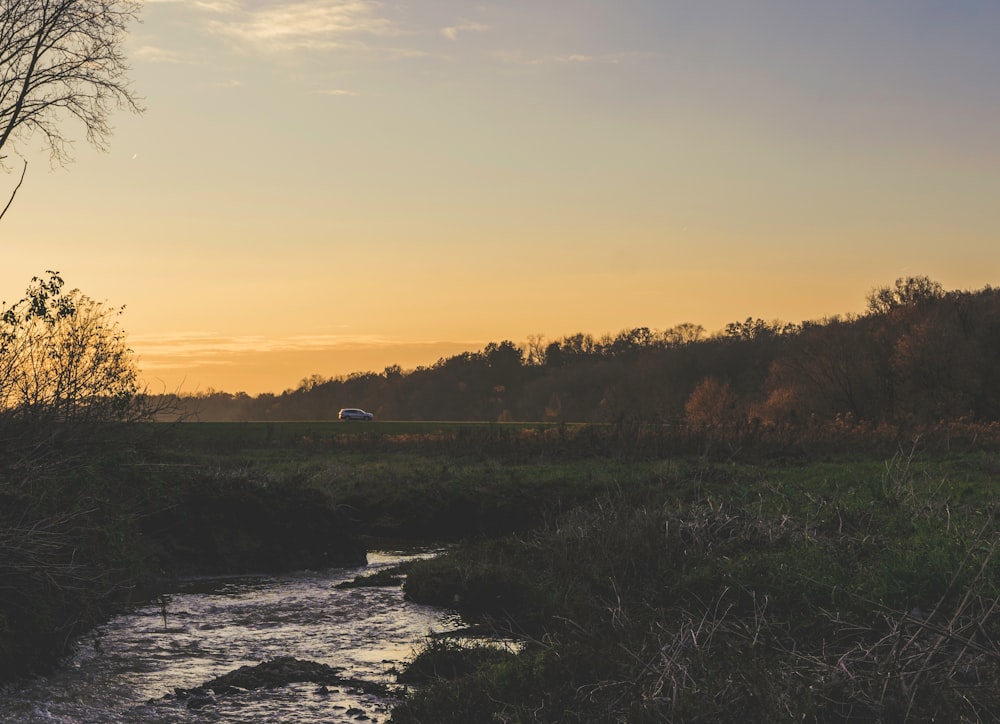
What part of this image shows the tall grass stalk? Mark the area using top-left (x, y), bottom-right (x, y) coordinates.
top-left (395, 459), bottom-right (1000, 722)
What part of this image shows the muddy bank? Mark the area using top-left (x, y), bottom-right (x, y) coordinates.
top-left (139, 478), bottom-right (367, 576)
top-left (0, 476), bottom-right (367, 684)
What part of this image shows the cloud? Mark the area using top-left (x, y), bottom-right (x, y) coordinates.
top-left (132, 331), bottom-right (443, 368)
top-left (146, 0), bottom-right (239, 12)
top-left (133, 45), bottom-right (199, 64)
top-left (494, 50), bottom-right (655, 66)
top-left (205, 0), bottom-right (397, 52)
top-left (315, 88), bottom-right (360, 96)
top-left (441, 21), bottom-right (489, 41)
top-left (132, 332), bottom-right (489, 394)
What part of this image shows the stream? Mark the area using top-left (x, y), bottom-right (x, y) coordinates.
top-left (0, 550), bottom-right (462, 723)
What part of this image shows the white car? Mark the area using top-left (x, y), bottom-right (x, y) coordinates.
top-left (339, 408), bottom-right (374, 421)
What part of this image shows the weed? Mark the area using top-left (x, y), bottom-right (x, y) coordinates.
top-left (395, 455), bottom-right (1000, 722)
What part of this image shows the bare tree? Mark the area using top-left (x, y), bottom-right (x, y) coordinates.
top-left (865, 276), bottom-right (945, 316)
top-left (1, 0), bottom-right (142, 219)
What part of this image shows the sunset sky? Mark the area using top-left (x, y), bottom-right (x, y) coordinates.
top-left (2, 1), bottom-right (998, 395)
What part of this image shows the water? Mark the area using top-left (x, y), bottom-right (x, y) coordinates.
top-left (0, 551), bottom-right (462, 723)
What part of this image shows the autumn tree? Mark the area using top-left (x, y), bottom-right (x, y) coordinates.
top-left (765, 316), bottom-right (880, 421)
top-left (857, 277), bottom-right (945, 420)
top-left (1, 0), bottom-right (142, 219)
top-left (889, 289), bottom-right (1000, 421)
top-left (684, 376), bottom-right (741, 429)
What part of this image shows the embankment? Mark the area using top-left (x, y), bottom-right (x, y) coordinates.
top-left (0, 463), bottom-right (365, 682)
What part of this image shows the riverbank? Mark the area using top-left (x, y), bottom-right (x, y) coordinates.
top-left (393, 450), bottom-right (1000, 722)
top-left (0, 428), bottom-right (367, 681)
top-left (0, 551), bottom-right (456, 723)
top-left (3, 420), bottom-right (999, 721)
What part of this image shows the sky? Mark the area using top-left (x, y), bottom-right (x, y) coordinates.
top-left (2, 0), bottom-right (998, 395)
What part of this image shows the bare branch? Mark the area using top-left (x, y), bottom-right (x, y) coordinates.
top-left (1, 0), bottom-right (142, 178)
top-left (0, 157), bottom-right (26, 220)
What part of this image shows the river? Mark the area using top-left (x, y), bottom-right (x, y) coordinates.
top-left (0, 551), bottom-right (462, 723)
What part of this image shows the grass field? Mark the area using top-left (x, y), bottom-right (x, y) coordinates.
top-left (164, 419), bottom-right (573, 441)
top-left (384, 441), bottom-right (1000, 722)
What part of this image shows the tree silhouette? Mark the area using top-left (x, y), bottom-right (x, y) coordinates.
top-left (0, 272), bottom-right (141, 424)
top-left (1, 0), bottom-right (142, 218)
top-left (865, 276), bottom-right (944, 316)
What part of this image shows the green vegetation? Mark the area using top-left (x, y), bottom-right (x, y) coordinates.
top-left (392, 449), bottom-right (1000, 723)
top-left (396, 636), bottom-right (518, 685)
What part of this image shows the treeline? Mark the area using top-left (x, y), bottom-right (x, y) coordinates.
top-left (162, 277), bottom-right (1000, 426)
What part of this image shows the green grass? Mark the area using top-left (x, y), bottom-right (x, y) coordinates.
top-left (392, 451), bottom-right (1000, 723)
top-left (159, 420), bottom-right (575, 447)
top-left (149, 421), bottom-right (671, 541)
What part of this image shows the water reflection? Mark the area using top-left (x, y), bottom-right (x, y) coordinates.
top-left (0, 551), bottom-right (461, 723)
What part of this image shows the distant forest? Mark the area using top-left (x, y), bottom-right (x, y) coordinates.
top-left (157, 277), bottom-right (1000, 426)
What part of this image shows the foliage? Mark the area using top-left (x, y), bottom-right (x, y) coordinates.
top-left (683, 376), bottom-right (740, 429)
top-left (0, 272), bottom-right (143, 428)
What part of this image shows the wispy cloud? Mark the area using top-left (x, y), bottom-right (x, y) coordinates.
top-left (133, 331), bottom-right (396, 360)
top-left (442, 21), bottom-right (489, 41)
top-left (133, 44), bottom-right (199, 64)
top-left (494, 50), bottom-right (655, 66)
top-left (146, 0), bottom-right (239, 13)
top-left (315, 88), bottom-right (360, 96)
top-left (132, 332), bottom-right (482, 373)
top-left (132, 333), bottom-right (488, 394)
top-left (205, 0), bottom-right (397, 52)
